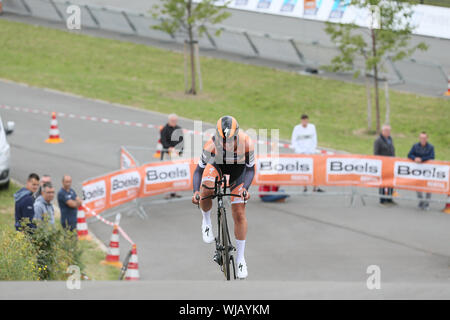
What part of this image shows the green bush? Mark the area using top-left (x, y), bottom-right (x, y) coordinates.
top-left (23, 217), bottom-right (84, 280)
top-left (0, 228), bottom-right (39, 280)
top-left (0, 217), bottom-right (85, 281)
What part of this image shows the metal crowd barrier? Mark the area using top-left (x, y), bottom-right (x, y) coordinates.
top-left (2, 0), bottom-right (448, 92)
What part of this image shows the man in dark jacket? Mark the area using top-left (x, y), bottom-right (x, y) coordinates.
top-left (160, 113), bottom-right (184, 161)
top-left (374, 125), bottom-right (396, 204)
top-left (160, 113), bottom-right (184, 199)
top-left (14, 173), bottom-right (40, 231)
top-left (408, 132), bottom-right (435, 210)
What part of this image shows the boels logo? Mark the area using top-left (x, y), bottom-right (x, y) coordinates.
top-left (256, 157), bottom-right (313, 184)
top-left (395, 162), bottom-right (447, 180)
top-left (82, 180), bottom-right (106, 203)
top-left (394, 161), bottom-right (449, 192)
top-left (258, 157), bottom-right (313, 175)
top-left (145, 163), bottom-right (189, 185)
top-left (111, 171), bottom-right (141, 194)
top-left (326, 158), bottom-right (382, 185)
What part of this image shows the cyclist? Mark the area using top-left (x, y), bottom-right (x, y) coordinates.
top-left (192, 116), bottom-right (255, 279)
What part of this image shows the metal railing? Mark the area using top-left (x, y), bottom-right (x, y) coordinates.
top-left (2, 0), bottom-right (448, 94)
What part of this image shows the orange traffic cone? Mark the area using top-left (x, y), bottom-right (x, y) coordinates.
top-left (101, 215), bottom-right (122, 268)
top-left (153, 125), bottom-right (163, 159)
top-left (445, 77), bottom-right (450, 96)
top-left (45, 112), bottom-right (64, 143)
top-left (443, 195), bottom-right (450, 214)
top-left (153, 139), bottom-right (163, 159)
top-left (125, 244), bottom-right (140, 281)
top-left (76, 206), bottom-right (92, 241)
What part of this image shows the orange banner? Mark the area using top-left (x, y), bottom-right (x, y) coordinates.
top-left (255, 154), bottom-right (449, 193)
top-left (82, 154), bottom-right (449, 214)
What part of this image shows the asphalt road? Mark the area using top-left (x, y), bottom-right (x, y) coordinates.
top-left (1, 78), bottom-right (449, 299)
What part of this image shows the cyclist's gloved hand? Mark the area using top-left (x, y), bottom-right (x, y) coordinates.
top-left (192, 191), bottom-right (201, 205)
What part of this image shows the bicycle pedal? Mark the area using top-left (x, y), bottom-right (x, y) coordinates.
top-left (213, 251), bottom-right (223, 266)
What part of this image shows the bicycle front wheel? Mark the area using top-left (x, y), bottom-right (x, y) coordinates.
top-left (220, 207), bottom-right (231, 281)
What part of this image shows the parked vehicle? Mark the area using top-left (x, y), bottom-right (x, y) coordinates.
top-left (0, 116), bottom-right (14, 188)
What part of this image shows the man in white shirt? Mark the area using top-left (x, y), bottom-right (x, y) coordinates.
top-left (291, 114), bottom-right (324, 192)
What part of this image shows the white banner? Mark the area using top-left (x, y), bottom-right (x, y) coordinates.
top-left (199, 0), bottom-right (450, 39)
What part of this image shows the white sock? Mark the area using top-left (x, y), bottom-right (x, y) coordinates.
top-left (235, 239), bottom-right (246, 264)
top-left (201, 209), bottom-right (211, 226)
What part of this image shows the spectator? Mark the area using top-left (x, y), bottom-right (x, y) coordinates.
top-left (161, 113), bottom-right (184, 160)
top-left (33, 182), bottom-right (55, 225)
top-left (408, 132), bottom-right (435, 210)
top-left (14, 173), bottom-right (40, 231)
top-left (33, 174), bottom-right (51, 200)
top-left (58, 175), bottom-right (82, 231)
top-left (374, 125), bottom-right (396, 205)
top-left (291, 114), bottom-right (324, 193)
top-left (259, 185), bottom-right (289, 203)
top-left (160, 113), bottom-right (184, 199)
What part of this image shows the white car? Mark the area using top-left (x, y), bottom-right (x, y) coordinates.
top-left (0, 116), bottom-right (14, 189)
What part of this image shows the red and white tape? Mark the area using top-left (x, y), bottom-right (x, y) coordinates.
top-left (1, 104), bottom-right (334, 153)
top-left (82, 205), bottom-right (135, 245)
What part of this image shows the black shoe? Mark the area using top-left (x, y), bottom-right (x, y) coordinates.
top-left (171, 193), bottom-right (182, 198)
top-left (303, 187), bottom-right (308, 193)
top-left (314, 188), bottom-right (325, 193)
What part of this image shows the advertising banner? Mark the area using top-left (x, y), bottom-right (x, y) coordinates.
top-left (141, 160), bottom-right (196, 196)
top-left (255, 155), bottom-right (314, 185)
top-left (392, 161), bottom-right (449, 194)
top-left (109, 169), bottom-right (141, 206)
top-left (328, 0), bottom-right (350, 20)
top-left (280, 0), bottom-right (298, 13)
top-left (82, 177), bottom-right (108, 216)
top-left (201, 0), bottom-right (450, 39)
top-left (325, 157), bottom-right (382, 186)
top-left (304, 0), bottom-right (324, 16)
top-left (83, 154), bottom-right (449, 215)
top-left (256, 0), bottom-right (273, 10)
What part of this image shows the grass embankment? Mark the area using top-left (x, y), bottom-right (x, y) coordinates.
top-left (0, 182), bottom-right (119, 280)
top-left (422, 0), bottom-right (450, 8)
top-left (0, 19), bottom-right (448, 159)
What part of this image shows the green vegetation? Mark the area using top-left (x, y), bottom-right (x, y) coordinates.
top-left (419, 0), bottom-right (450, 8)
top-left (0, 19), bottom-right (448, 160)
top-left (0, 182), bottom-right (119, 280)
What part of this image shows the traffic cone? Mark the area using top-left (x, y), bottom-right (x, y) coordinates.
top-left (445, 77), bottom-right (450, 96)
top-left (101, 215), bottom-right (122, 268)
top-left (76, 206), bottom-right (92, 241)
top-left (125, 244), bottom-right (139, 280)
top-left (443, 195), bottom-right (450, 214)
top-left (153, 125), bottom-right (163, 159)
top-left (153, 139), bottom-right (163, 159)
top-left (45, 112), bottom-right (64, 143)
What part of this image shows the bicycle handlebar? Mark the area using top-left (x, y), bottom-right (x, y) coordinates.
top-left (201, 193), bottom-right (241, 201)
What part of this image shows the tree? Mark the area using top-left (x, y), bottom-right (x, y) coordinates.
top-left (324, 0), bottom-right (428, 134)
top-left (151, 0), bottom-right (231, 95)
